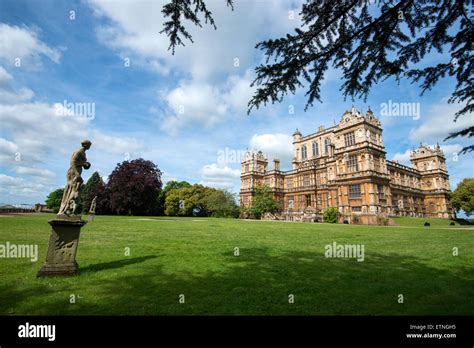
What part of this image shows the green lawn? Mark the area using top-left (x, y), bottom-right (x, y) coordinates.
top-left (0, 214), bottom-right (473, 315)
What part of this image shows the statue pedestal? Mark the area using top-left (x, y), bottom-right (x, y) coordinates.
top-left (37, 217), bottom-right (87, 277)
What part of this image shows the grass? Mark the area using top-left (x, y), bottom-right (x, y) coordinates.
top-left (0, 214), bottom-right (473, 315)
top-left (392, 216), bottom-right (462, 228)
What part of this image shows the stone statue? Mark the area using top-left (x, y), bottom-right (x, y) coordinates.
top-left (89, 196), bottom-right (97, 215)
top-left (58, 140), bottom-right (92, 217)
top-left (38, 140), bottom-right (92, 277)
top-left (88, 196), bottom-right (97, 222)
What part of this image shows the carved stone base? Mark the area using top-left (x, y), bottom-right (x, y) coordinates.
top-left (37, 217), bottom-right (86, 277)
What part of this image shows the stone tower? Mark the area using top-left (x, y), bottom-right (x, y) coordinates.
top-left (240, 151), bottom-right (268, 207)
top-left (410, 144), bottom-right (452, 218)
top-left (333, 106), bottom-right (391, 216)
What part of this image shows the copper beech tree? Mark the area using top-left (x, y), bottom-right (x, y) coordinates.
top-left (108, 159), bottom-right (163, 215)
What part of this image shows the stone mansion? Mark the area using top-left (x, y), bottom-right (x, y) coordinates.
top-left (240, 107), bottom-right (454, 223)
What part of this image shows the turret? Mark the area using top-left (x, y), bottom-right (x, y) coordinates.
top-left (410, 143), bottom-right (447, 173)
top-left (410, 143), bottom-right (449, 191)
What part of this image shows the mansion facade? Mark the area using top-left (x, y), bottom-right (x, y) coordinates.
top-left (240, 107), bottom-right (454, 223)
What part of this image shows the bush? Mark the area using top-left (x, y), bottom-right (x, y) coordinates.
top-left (377, 216), bottom-right (389, 226)
top-left (248, 184), bottom-right (280, 219)
top-left (45, 188), bottom-right (64, 213)
top-left (323, 207), bottom-right (339, 223)
top-left (351, 214), bottom-right (361, 224)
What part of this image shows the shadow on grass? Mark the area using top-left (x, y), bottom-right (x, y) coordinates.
top-left (1, 248), bottom-right (473, 315)
top-left (80, 255), bottom-right (158, 273)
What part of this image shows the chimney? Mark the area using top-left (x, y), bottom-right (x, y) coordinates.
top-left (273, 159), bottom-right (280, 171)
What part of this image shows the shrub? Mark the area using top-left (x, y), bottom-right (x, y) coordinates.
top-left (45, 188), bottom-right (64, 213)
top-left (351, 214), bottom-right (361, 224)
top-left (323, 207), bottom-right (339, 223)
top-left (377, 216), bottom-right (389, 226)
top-left (248, 184), bottom-right (280, 219)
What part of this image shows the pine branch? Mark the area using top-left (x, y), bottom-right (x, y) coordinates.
top-left (160, 0), bottom-right (234, 54)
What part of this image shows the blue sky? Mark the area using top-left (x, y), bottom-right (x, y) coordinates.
top-left (0, 0), bottom-right (472, 206)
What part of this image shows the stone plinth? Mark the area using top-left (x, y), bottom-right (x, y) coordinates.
top-left (37, 217), bottom-right (87, 277)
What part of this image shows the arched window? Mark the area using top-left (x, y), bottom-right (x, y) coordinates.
top-left (324, 138), bottom-right (331, 155)
top-left (301, 145), bottom-right (307, 160)
top-left (312, 142), bottom-right (318, 157)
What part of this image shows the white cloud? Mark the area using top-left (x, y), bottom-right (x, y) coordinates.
top-left (409, 101), bottom-right (472, 143)
top-left (0, 174), bottom-right (51, 197)
top-left (199, 163), bottom-right (240, 190)
top-left (0, 65), bottom-right (144, 202)
top-left (0, 101), bottom-right (89, 163)
top-left (0, 66), bottom-right (34, 103)
top-left (437, 144), bottom-right (464, 162)
top-left (391, 149), bottom-right (411, 164)
top-left (88, 0), bottom-right (302, 80)
top-left (14, 166), bottom-right (56, 178)
top-left (90, 130), bottom-right (143, 156)
top-left (0, 137), bottom-right (19, 163)
top-left (249, 133), bottom-right (293, 165)
top-left (88, 0), bottom-right (301, 133)
top-left (0, 23), bottom-right (61, 67)
top-left (158, 70), bottom-right (254, 133)
top-left (222, 70), bottom-right (256, 111)
top-left (159, 81), bottom-right (228, 133)
top-left (0, 65), bottom-right (13, 84)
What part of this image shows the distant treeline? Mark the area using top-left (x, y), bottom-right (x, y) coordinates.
top-left (46, 158), bottom-right (239, 218)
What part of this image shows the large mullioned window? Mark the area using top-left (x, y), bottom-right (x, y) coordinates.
top-left (303, 175), bottom-right (310, 187)
top-left (324, 138), bottom-right (331, 155)
top-left (301, 145), bottom-right (307, 160)
top-left (348, 184), bottom-right (361, 198)
top-left (344, 132), bottom-right (355, 146)
top-left (312, 142), bottom-right (318, 157)
top-left (347, 155), bottom-right (358, 172)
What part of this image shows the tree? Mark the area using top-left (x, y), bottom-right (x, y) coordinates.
top-left (248, 184), bottom-right (280, 219)
top-left (164, 184), bottom-right (215, 216)
top-left (248, 0), bottom-right (472, 153)
top-left (92, 183), bottom-right (112, 215)
top-left (81, 171), bottom-right (103, 213)
top-left (81, 172), bottom-right (111, 215)
top-left (323, 207), bottom-right (340, 223)
top-left (162, 184), bottom-right (238, 217)
top-left (45, 188), bottom-right (64, 213)
top-left (164, 186), bottom-right (194, 216)
top-left (202, 189), bottom-right (239, 218)
top-left (157, 180), bottom-right (192, 215)
top-left (450, 178), bottom-right (474, 216)
top-left (108, 159), bottom-right (163, 215)
top-left (161, 0), bottom-right (234, 54)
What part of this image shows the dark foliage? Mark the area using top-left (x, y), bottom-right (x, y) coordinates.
top-left (82, 171), bottom-right (111, 215)
top-left (160, 0), bottom-right (234, 54)
top-left (108, 159), bottom-right (163, 215)
top-left (82, 172), bottom-right (101, 212)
